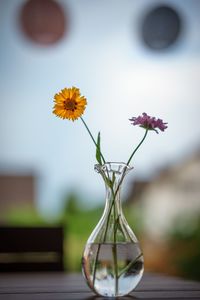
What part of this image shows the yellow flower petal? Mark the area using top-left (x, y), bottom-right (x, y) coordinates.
top-left (52, 87), bottom-right (87, 121)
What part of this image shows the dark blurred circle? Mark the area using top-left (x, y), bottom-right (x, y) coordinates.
top-left (20, 0), bottom-right (67, 45)
top-left (141, 5), bottom-right (182, 50)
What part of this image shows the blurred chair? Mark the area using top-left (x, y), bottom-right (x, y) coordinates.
top-left (0, 226), bottom-right (64, 272)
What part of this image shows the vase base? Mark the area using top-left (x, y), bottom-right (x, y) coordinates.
top-left (82, 242), bottom-right (144, 297)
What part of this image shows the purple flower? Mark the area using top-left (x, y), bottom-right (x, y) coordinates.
top-left (129, 113), bottom-right (168, 133)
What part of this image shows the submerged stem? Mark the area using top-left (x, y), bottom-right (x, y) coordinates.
top-left (117, 252), bottom-right (143, 278)
top-left (112, 242), bottom-right (119, 295)
top-left (113, 191), bottom-right (118, 295)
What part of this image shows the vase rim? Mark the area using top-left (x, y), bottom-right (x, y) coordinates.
top-left (94, 162), bottom-right (133, 174)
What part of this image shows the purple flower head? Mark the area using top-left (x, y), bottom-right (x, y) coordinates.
top-left (129, 113), bottom-right (168, 134)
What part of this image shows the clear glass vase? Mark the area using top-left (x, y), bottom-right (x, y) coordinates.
top-left (82, 162), bottom-right (144, 297)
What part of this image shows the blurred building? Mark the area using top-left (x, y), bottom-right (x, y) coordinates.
top-left (0, 174), bottom-right (35, 221)
top-left (128, 150), bottom-right (200, 239)
top-left (126, 150), bottom-right (200, 277)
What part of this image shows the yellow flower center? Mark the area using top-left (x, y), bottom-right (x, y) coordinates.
top-left (64, 99), bottom-right (77, 111)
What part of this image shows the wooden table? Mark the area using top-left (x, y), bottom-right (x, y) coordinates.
top-left (0, 272), bottom-right (200, 299)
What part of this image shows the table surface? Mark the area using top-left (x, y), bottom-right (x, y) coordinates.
top-left (0, 272), bottom-right (200, 300)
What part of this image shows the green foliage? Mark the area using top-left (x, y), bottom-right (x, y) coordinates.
top-left (3, 206), bottom-right (51, 226)
top-left (63, 192), bottom-right (81, 215)
top-left (62, 205), bottom-right (103, 271)
top-left (63, 205), bottom-right (103, 237)
top-left (123, 204), bottom-right (145, 237)
top-left (169, 216), bottom-right (200, 281)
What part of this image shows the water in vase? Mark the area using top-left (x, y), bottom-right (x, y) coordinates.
top-left (82, 242), bottom-right (144, 297)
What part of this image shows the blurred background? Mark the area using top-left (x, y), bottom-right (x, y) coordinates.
top-left (0, 0), bottom-right (200, 279)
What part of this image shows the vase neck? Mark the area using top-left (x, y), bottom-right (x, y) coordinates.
top-left (104, 184), bottom-right (121, 218)
top-left (95, 162), bottom-right (133, 215)
top-left (88, 162), bottom-right (137, 244)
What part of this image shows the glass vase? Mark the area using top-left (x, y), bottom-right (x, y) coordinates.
top-left (82, 162), bottom-right (144, 297)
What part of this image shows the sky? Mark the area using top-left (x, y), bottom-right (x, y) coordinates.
top-left (0, 0), bottom-right (200, 216)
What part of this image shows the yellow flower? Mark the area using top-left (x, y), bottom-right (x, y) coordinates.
top-left (53, 87), bottom-right (87, 121)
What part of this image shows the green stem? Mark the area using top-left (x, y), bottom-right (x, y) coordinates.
top-left (92, 242), bottom-right (101, 287)
top-left (113, 199), bottom-right (118, 295)
top-left (112, 243), bottom-right (118, 295)
top-left (102, 184), bottom-right (116, 241)
top-left (126, 128), bottom-right (149, 166)
top-left (92, 180), bottom-right (118, 289)
top-left (80, 119), bottom-right (106, 286)
top-left (117, 252), bottom-right (143, 278)
top-left (92, 127), bottom-right (148, 290)
top-left (102, 166), bottom-right (129, 242)
top-left (93, 171), bottom-right (136, 289)
top-left (113, 205), bottom-right (120, 295)
top-left (80, 117), bottom-right (106, 164)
